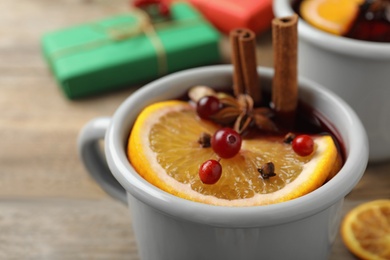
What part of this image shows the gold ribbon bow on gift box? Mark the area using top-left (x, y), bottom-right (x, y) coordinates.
top-left (104, 8), bottom-right (168, 75)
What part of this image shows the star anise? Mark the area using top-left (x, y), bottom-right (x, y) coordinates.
top-left (189, 86), bottom-right (278, 134)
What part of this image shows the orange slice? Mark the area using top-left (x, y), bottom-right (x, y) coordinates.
top-left (128, 100), bottom-right (341, 206)
top-left (341, 200), bottom-right (390, 260)
top-left (300, 0), bottom-right (364, 35)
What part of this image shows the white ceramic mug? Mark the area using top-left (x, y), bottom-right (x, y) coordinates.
top-left (274, 0), bottom-right (390, 162)
top-left (78, 66), bottom-right (368, 260)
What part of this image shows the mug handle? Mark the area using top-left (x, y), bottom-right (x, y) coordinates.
top-left (77, 117), bottom-right (127, 204)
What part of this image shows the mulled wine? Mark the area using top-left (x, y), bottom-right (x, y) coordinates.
top-left (127, 19), bottom-right (346, 206)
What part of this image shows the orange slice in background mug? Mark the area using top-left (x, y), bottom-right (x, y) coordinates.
top-left (300, 0), bottom-right (364, 35)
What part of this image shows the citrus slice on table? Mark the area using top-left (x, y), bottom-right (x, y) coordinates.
top-left (128, 100), bottom-right (342, 206)
top-left (300, 0), bottom-right (364, 35)
top-left (341, 200), bottom-right (390, 260)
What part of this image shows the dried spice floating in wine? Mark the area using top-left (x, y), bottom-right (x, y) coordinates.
top-left (230, 28), bottom-right (261, 104)
top-left (272, 15), bottom-right (298, 129)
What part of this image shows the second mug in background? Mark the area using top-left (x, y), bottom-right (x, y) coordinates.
top-left (274, 0), bottom-right (390, 162)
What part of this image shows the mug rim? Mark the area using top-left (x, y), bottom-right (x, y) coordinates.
top-left (105, 65), bottom-right (368, 228)
top-left (273, 0), bottom-right (390, 60)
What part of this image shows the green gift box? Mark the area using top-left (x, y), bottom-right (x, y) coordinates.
top-left (42, 2), bottom-right (221, 99)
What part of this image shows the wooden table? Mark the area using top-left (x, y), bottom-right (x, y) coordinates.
top-left (1, 0), bottom-right (389, 259)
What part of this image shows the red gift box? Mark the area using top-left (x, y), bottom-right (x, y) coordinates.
top-left (183, 0), bottom-right (274, 34)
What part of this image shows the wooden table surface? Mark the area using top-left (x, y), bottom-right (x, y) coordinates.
top-left (1, 0), bottom-right (389, 259)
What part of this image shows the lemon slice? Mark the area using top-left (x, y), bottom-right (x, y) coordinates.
top-left (341, 200), bottom-right (390, 260)
top-left (300, 0), bottom-right (364, 35)
top-left (128, 101), bottom-right (341, 206)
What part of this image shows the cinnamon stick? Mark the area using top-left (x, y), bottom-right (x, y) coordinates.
top-left (230, 28), bottom-right (261, 104)
top-left (272, 15), bottom-right (298, 127)
top-left (230, 29), bottom-right (245, 97)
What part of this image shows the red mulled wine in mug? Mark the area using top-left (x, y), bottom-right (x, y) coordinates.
top-left (293, 0), bottom-right (390, 42)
